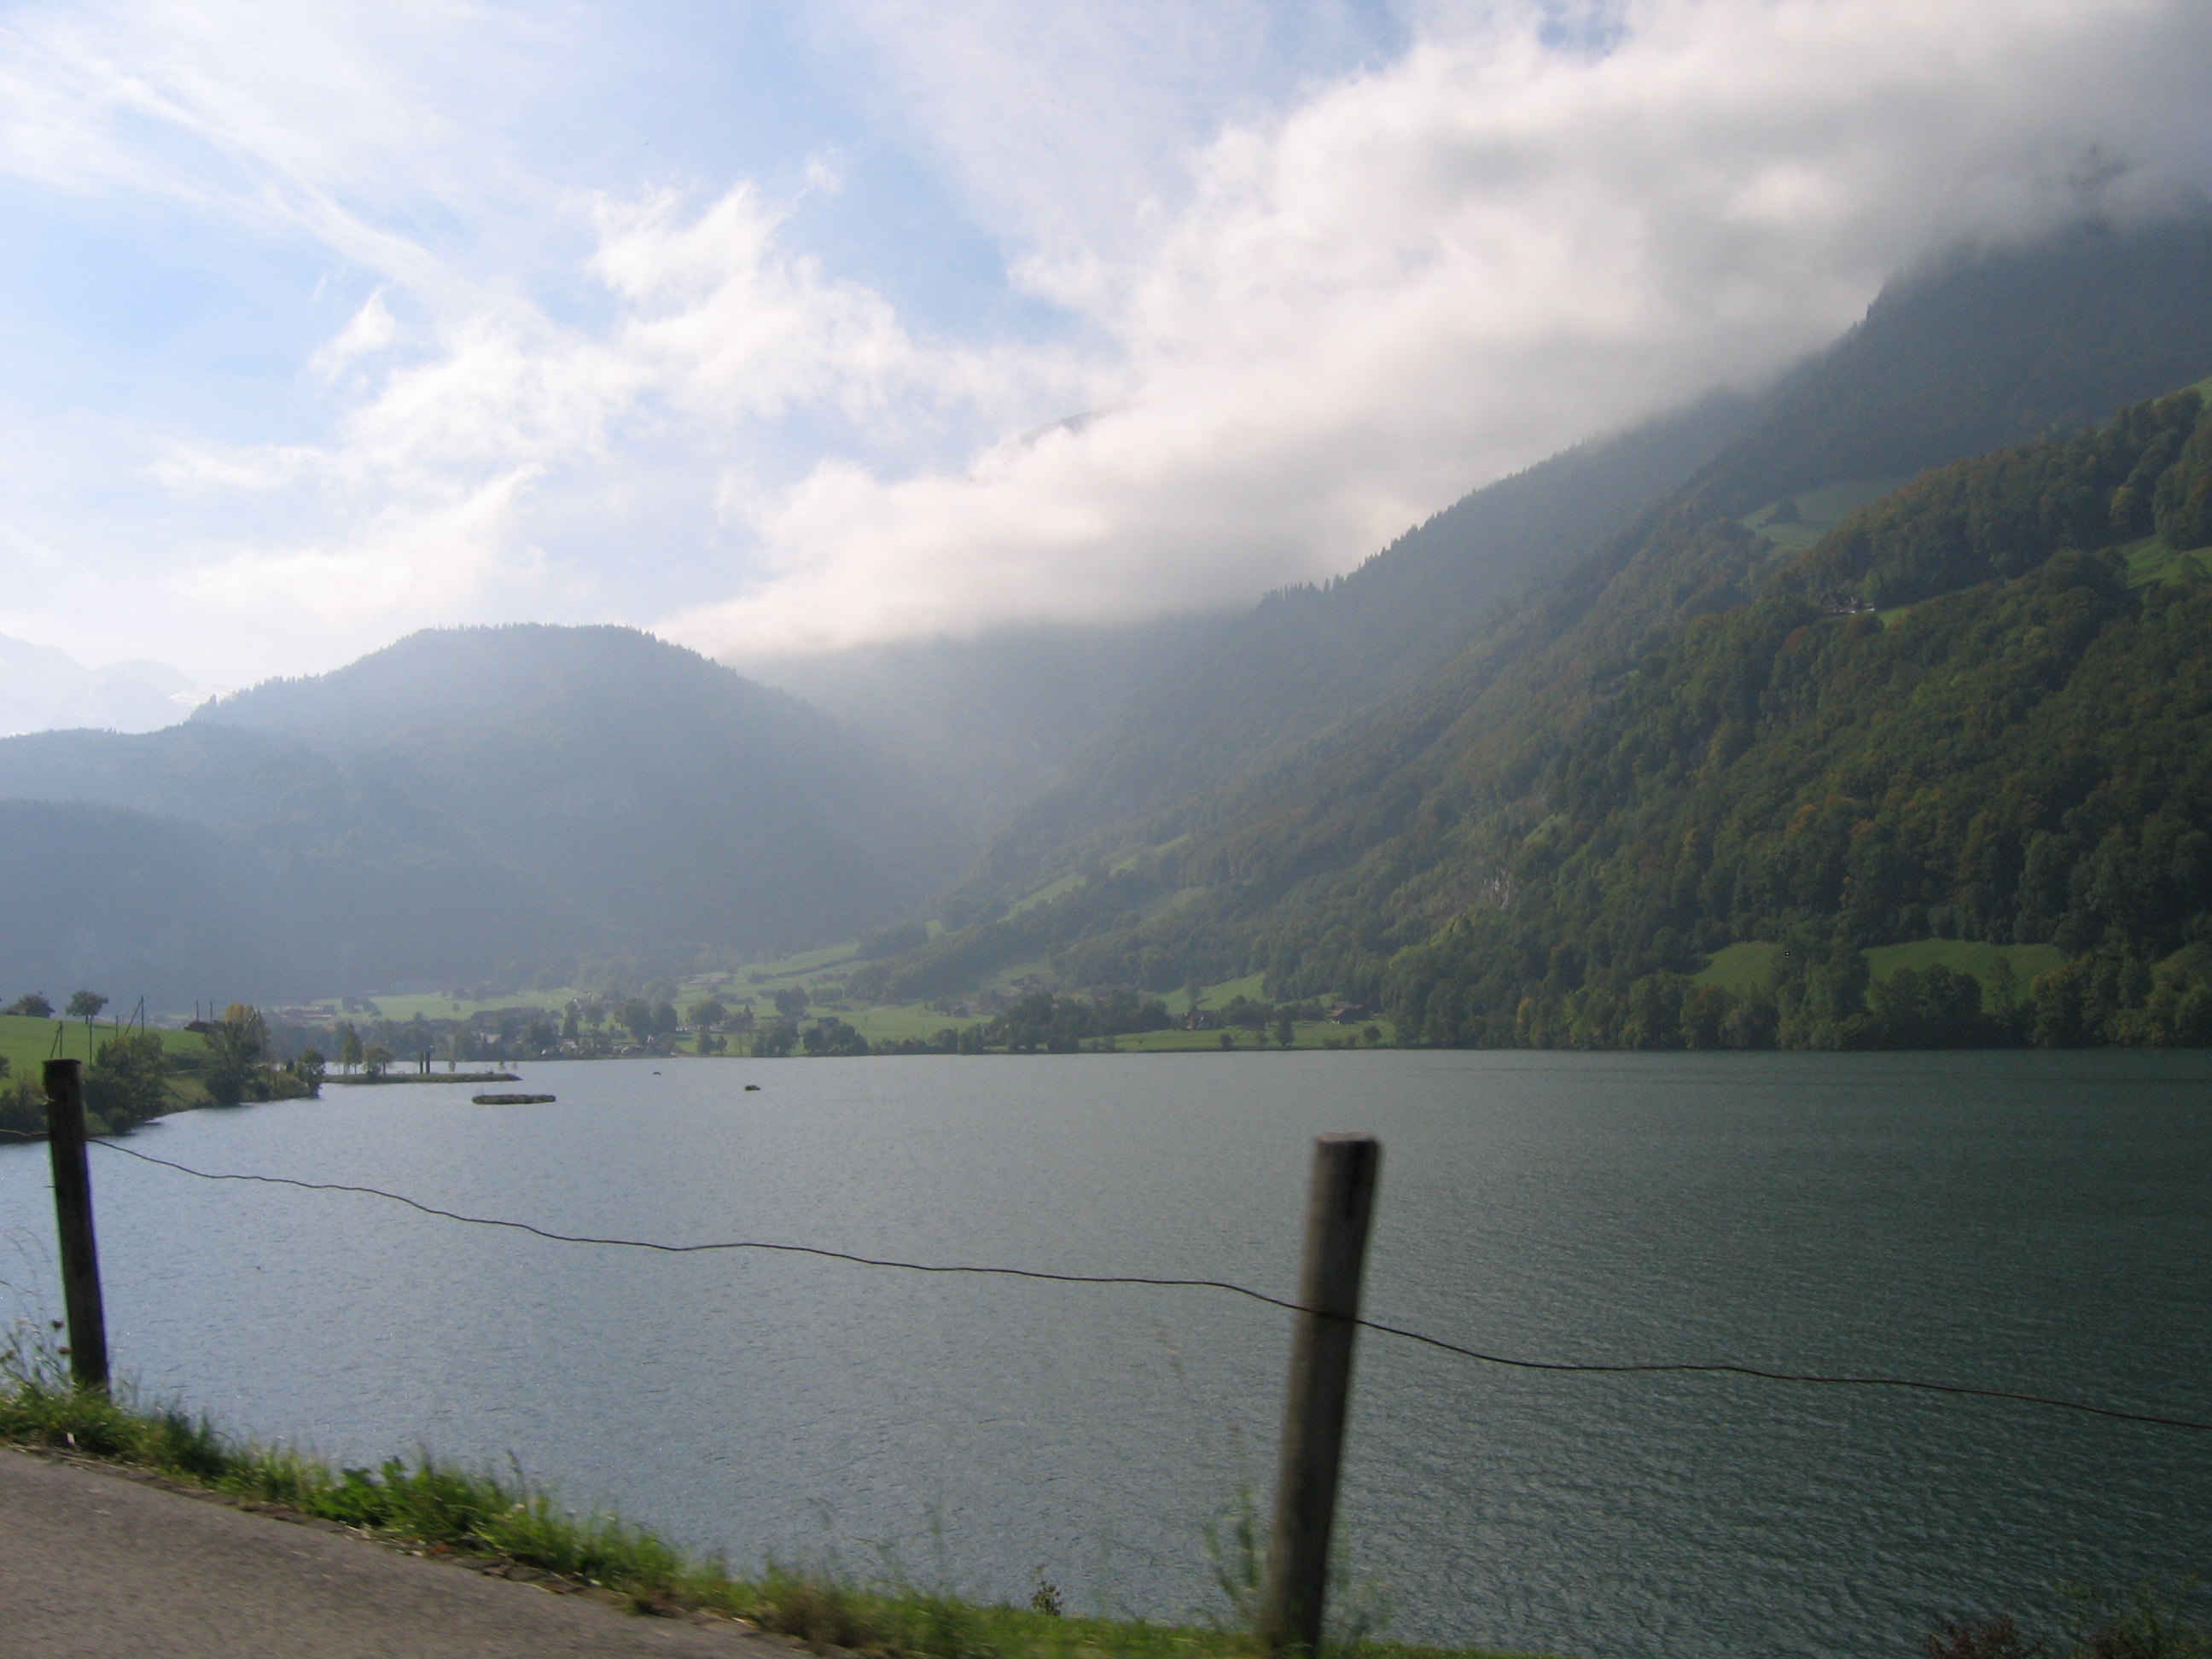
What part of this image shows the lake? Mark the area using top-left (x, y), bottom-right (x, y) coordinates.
top-left (3, 1051), bottom-right (2208, 1658)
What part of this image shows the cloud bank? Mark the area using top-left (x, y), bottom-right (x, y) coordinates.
top-left (0, 0), bottom-right (2206, 679)
top-left (673, 0), bottom-right (2212, 654)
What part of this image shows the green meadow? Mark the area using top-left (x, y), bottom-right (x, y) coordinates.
top-left (0, 1014), bottom-right (207, 1077)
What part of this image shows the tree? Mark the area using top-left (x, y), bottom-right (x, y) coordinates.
top-left (687, 998), bottom-right (727, 1030)
top-left (618, 998), bottom-right (655, 1041)
top-left (0, 1067), bottom-right (43, 1138)
top-left (67, 990), bottom-right (108, 1054)
top-left (204, 1004), bottom-right (271, 1106)
top-left (293, 1048), bottom-right (328, 1096)
top-left (84, 1031), bottom-right (172, 1130)
top-left (650, 999), bottom-right (679, 1036)
top-left (361, 1043), bottom-right (394, 1079)
top-left (801, 1019), bottom-right (869, 1057)
top-left (6, 992), bottom-right (53, 1019)
top-left (771, 987), bottom-right (808, 1019)
top-left (339, 1023), bottom-right (363, 1075)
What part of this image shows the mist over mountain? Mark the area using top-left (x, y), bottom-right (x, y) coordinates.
top-left (9, 215), bottom-right (2212, 1035)
top-left (735, 611), bottom-right (1236, 841)
top-left (850, 214), bottom-right (2212, 1039)
top-left (0, 633), bottom-right (218, 737)
top-left (0, 626), bottom-right (964, 1004)
top-left (960, 387), bottom-right (1762, 892)
top-left (892, 218), bottom-right (2212, 924)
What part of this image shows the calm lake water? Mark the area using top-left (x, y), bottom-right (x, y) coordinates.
top-left (3, 1051), bottom-right (2208, 1658)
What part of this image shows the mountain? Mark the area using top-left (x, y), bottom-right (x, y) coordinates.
top-left (1383, 381), bottom-right (2212, 1048)
top-left (943, 218), bottom-right (2212, 915)
top-left (0, 626), bottom-right (965, 1004)
top-left (847, 213), bottom-right (2212, 1046)
top-left (735, 610), bottom-right (1236, 842)
top-left (0, 632), bottom-right (220, 736)
top-left (958, 388), bottom-right (1759, 895)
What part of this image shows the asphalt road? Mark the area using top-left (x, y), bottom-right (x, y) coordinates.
top-left (0, 1447), bottom-right (795, 1657)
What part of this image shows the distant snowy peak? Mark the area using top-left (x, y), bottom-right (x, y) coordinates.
top-left (0, 633), bottom-right (225, 736)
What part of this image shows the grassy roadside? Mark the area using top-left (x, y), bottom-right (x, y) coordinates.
top-left (0, 1368), bottom-right (1552, 1659)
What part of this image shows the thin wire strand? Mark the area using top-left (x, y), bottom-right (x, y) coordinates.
top-left (68, 1138), bottom-right (2212, 1434)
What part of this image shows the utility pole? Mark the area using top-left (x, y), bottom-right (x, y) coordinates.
top-left (43, 1058), bottom-right (110, 1392)
top-left (1260, 1133), bottom-right (1380, 1656)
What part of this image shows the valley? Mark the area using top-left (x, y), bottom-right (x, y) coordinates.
top-left (6, 221), bottom-right (2212, 1057)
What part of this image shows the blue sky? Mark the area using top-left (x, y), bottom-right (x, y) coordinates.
top-left (0, 0), bottom-right (2207, 701)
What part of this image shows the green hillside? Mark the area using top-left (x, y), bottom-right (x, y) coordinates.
top-left (846, 220), bottom-right (2212, 1051)
top-left (1388, 384), bottom-right (2212, 1047)
top-left (950, 216), bottom-right (2212, 916)
top-left (955, 390), bottom-right (1758, 899)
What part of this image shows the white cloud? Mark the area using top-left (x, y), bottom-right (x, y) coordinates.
top-left (176, 463), bottom-right (549, 626)
top-left (589, 186), bottom-right (930, 423)
top-left (664, 0), bottom-right (2212, 655)
top-left (145, 176), bottom-right (1068, 655)
top-left (0, 0), bottom-right (2207, 684)
top-left (309, 290), bottom-right (399, 382)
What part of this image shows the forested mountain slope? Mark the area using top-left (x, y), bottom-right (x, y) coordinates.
top-left (961, 390), bottom-right (1759, 895)
top-left (1386, 385), bottom-right (2212, 1048)
top-left (850, 216), bottom-right (2212, 1044)
top-left (0, 626), bottom-right (964, 1001)
top-left (952, 217), bottom-right (2212, 909)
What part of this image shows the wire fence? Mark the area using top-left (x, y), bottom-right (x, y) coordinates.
top-left (5, 1122), bottom-right (2204, 1435)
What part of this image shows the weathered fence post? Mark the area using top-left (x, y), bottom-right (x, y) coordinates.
top-left (1260, 1133), bottom-right (1380, 1656)
top-left (43, 1058), bottom-right (110, 1392)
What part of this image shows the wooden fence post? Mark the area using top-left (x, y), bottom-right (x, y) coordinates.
top-left (43, 1058), bottom-right (110, 1392)
top-left (1260, 1133), bottom-right (1380, 1656)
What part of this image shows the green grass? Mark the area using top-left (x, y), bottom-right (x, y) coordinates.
top-left (0, 1014), bottom-right (207, 1076)
top-left (1860, 939), bottom-right (2065, 987)
top-left (1859, 527), bottom-right (2197, 644)
top-left (1169, 974), bottom-right (1268, 1017)
top-left (1740, 475), bottom-right (1913, 552)
top-left (1006, 872), bottom-right (1086, 916)
top-left (978, 956), bottom-right (1055, 992)
top-left (1692, 943), bottom-right (1780, 992)
top-left (2124, 537), bottom-right (2209, 590)
top-left (335, 990), bottom-right (590, 1023)
top-left (832, 1001), bottom-right (982, 1044)
top-left (739, 940), bottom-right (867, 987)
top-left (1109, 834), bottom-right (1190, 876)
top-left (0, 1365), bottom-right (1553, 1659)
top-left (1697, 940), bottom-right (2066, 994)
